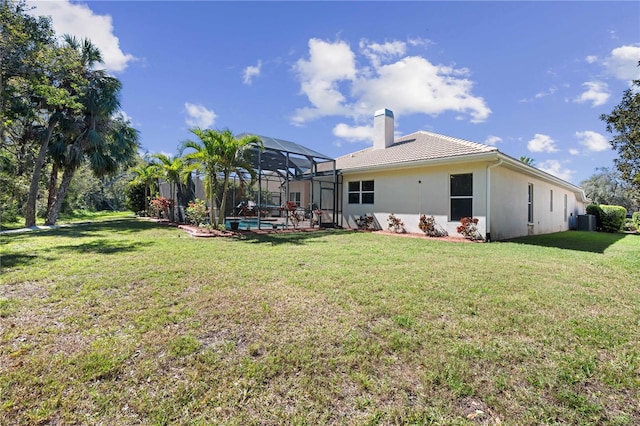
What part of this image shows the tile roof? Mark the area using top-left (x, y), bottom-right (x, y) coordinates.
top-left (334, 131), bottom-right (498, 171)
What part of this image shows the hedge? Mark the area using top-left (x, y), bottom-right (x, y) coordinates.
top-left (600, 205), bottom-right (627, 232)
top-left (585, 204), bottom-right (626, 232)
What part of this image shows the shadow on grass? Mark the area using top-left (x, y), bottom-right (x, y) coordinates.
top-left (3, 218), bottom-right (160, 241)
top-left (0, 253), bottom-right (38, 270)
top-left (234, 229), bottom-right (339, 246)
top-left (55, 238), bottom-right (152, 255)
top-left (504, 230), bottom-right (630, 253)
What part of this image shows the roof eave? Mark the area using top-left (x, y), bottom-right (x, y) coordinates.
top-left (338, 151), bottom-right (500, 174)
top-left (496, 153), bottom-right (589, 202)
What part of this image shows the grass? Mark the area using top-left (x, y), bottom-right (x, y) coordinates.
top-left (1, 216), bottom-right (638, 425)
top-left (0, 209), bottom-right (131, 231)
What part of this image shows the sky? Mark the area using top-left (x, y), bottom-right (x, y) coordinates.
top-left (26, 1), bottom-right (640, 186)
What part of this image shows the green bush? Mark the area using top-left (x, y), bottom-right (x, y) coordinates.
top-left (0, 200), bottom-right (20, 224)
top-left (633, 212), bottom-right (640, 229)
top-left (600, 205), bottom-right (626, 233)
top-left (125, 181), bottom-right (146, 214)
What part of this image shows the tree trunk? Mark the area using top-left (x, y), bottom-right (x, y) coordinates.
top-left (25, 118), bottom-right (57, 227)
top-left (208, 172), bottom-right (216, 227)
top-left (45, 165), bottom-right (74, 226)
top-left (218, 171), bottom-right (230, 227)
top-left (46, 162), bottom-right (59, 217)
top-left (144, 184), bottom-right (149, 214)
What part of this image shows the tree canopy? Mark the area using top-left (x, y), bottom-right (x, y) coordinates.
top-left (600, 71), bottom-right (640, 198)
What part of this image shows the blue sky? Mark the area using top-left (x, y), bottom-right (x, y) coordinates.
top-left (27, 1), bottom-right (640, 186)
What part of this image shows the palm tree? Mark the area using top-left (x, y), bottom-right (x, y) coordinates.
top-left (44, 37), bottom-right (139, 225)
top-left (182, 128), bottom-right (262, 227)
top-left (519, 156), bottom-right (535, 166)
top-left (152, 153), bottom-right (188, 222)
top-left (24, 35), bottom-right (92, 227)
top-left (130, 163), bottom-right (160, 214)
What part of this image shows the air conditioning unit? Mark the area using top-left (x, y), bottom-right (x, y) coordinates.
top-left (577, 214), bottom-right (596, 231)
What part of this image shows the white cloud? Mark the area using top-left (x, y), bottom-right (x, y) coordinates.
top-left (243, 60), bottom-right (262, 85)
top-left (408, 37), bottom-right (434, 48)
top-left (333, 123), bottom-right (373, 143)
top-left (292, 39), bottom-right (357, 125)
top-left (26, 0), bottom-right (135, 72)
top-left (575, 130), bottom-right (609, 152)
top-left (354, 56), bottom-right (491, 123)
top-left (485, 135), bottom-right (502, 146)
top-left (585, 55), bottom-right (598, 64)
top-left (569, 148), bottom-right (580, 156)
top-left (535, 87), bottom-right (557, 99)
top-left (538, 160), bottom-right (574, 182)
top-left (292, 38), bottom-right (491, 126)
top-left (575, 81), bottom-right (610, 107)
top-left (359, 39), bottom-right (406, 68)
top-left (604, 44), bottom-right (640, 81)
top-left (184, 103), bottom-right (216, 129)
top-left (527, 134), bottom-right (558, 153)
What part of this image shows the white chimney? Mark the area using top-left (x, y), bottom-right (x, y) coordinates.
top-left (373, 108), bottom-right (394, 150)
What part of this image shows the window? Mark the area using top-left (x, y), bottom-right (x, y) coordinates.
top-left (528, 183), bottom-right (534, 223)
top-left (450, 173), bottom-right (473, 221)
top-left (550, 189), bottom-right (553, 212)
top-left (348, 180), bottom-right (375, 204)
top-left (289, 192), bottom-right (301, 205)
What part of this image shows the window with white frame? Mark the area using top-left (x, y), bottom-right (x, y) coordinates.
top-left (289, 192), bottom-right (301, 206)
top-left (528, 183), bottom-right (534, 223)
top-left (348, 180), bottom-right (374, 204)
top-left (450, 173), bottom-right (473, 221)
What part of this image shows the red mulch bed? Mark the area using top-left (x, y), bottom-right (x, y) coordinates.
top-left (144, 217), bottom-right (479, 242)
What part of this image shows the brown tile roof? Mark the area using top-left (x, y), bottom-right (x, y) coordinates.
top-left (334, 131), bottom-right (498, 171)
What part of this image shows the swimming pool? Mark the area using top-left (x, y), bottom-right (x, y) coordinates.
top-left (225, 219), bottom-right (281, 230)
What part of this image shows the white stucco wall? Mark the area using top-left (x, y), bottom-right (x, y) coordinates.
top-left (339, 160), bottom-right (586, 240)
top-left (341, 162), bottom-right (489, 238)
top-left (489, 166), bottom-right (586, 240)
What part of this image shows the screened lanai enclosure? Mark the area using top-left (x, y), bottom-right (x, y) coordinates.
top-left (158, 134), bottom-right (339, 230)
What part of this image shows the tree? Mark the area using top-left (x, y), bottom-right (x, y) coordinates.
top-left (182, 128), bottom-right (262, 227)
top-left (580, 167), bottom-right (636, 211)
top-left (519, 156), bottom-right (535, 166)
top-left (44, 37), bottom-right (138, 225)
top-left (130, 163), bottom-right (160, 214)
top-left (21, 34), bottom-right (90, 226)
top-left (600, 70), bottom-right (640, 197)
top-left (151, 153), bottom-right (188, 222)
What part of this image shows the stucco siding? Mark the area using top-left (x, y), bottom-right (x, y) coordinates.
top-left (490, 166), bottom-right (585, 240)
top-left (341, 162), bottom-right (489, 237)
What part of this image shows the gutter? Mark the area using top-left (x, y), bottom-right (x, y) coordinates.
top-left (485, 158), bottom-right (503, 242)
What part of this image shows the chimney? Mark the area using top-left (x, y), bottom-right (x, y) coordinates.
top-left (373, 108), bottom-right (394, 150)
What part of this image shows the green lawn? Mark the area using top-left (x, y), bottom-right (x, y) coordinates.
top-left (1, 217), bottom-right (638, 425)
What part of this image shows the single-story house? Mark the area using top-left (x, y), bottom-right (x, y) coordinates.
top-left (329, 108), bottom-right (588, 241)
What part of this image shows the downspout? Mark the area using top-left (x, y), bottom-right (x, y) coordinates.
top-left (485, 158), bottom-right (503, 242)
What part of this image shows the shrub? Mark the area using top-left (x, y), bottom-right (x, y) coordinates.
top-left (356, 214), bottom-right (376, 230)
top-left (125, 181), bottom-right (146, 214)
top-left (0, 200), bottom-right (20, 224)
top-left (418, 215), bottom-right (448, 237)
top-left (456, 217), bottom-right (483, 241)
top-left (600, 205), bottom-right (626, 233)
top-left (623, 219), bottom-right (637, 233)
top-left (633, 212), bottom-right (640, 229)
top-left (150, 196), bottom-right (171, 219)
top-left (185, 199), bottom-right (207, 226)
top-left (387, 213), bottom-right (406, 233)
